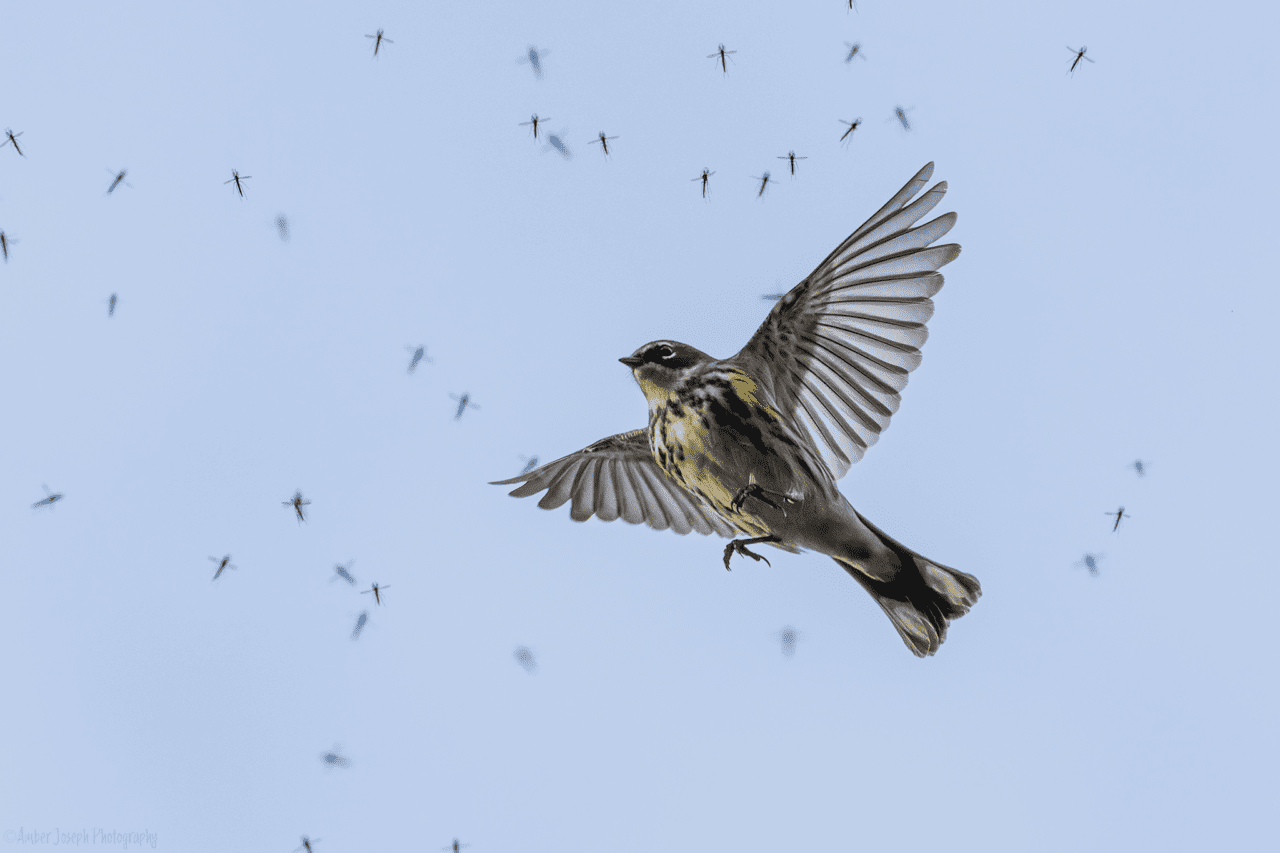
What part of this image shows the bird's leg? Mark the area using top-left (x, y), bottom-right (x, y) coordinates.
top-left (728, 482), bottom-right (794, 516)
top-left (723, 535), bottom-right (780, 571)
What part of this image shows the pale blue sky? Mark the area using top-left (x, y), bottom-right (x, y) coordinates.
top-left (3, 1), bottom-right (1277, 851)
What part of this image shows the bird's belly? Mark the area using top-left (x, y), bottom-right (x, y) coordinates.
top-left (651, 411), bottom-right (772, 536)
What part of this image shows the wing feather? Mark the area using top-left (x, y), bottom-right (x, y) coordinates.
top-left (731, 163), bottom-right (960, 479)
top-left (492, 430), bottom-right (734, 539)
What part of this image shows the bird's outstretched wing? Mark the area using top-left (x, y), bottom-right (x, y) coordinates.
top-left (492, 430), bottom-right (739, 538)
top-left (729, 162), bottom-right (959, 479)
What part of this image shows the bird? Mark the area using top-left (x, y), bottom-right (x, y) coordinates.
top-left (493, 162), bottom-right (980, 657)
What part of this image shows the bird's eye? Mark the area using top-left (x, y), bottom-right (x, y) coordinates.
top-left (648, 345), bottom-right (675, 362)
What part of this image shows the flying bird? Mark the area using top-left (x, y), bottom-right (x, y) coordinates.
top-left (493, 163), bottom-right (980, 657)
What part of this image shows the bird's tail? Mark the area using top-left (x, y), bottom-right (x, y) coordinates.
top-left (835, 514), bottom-right (981, 657)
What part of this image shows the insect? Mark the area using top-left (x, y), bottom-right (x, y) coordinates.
top-left (513, 646), bottom-right (537, 673)
top-left (1076, 553), bottom-right (1104, 577)
top-left (889, 105), bottom-right (914, 131)
top-left (361, 582), bottom-right (391, 606)
top-left (107, 293), bottom-right (118, 316)
top-left (365, 29), bottom-right (393, 57)
top-left (224, 169), bottom-right (252, 197)
top-left (441, 840), bottom-right (471, 853)
top-left (692, 168), bottom-right (715, 198)
top-left (2, 128), bottom-right (23, 156)
top-left (589, 131), bottom-right (618, 157)
top-left (282, 490), bottom-right (311, 523)
top-left (761, 293), bottom-right (786, 301)
top-left (320, 748), bottom-right (351, 769)
top-left (450, 392), bottom-right (480, 420)
top-left (32, 484), bottom-right (63, 509)
top-left (518, 45), bottom-right (549, 79)
top-left (545, 133), bottom-right (572, 159)
top-left (843, 42), bottom-right (865, 63)
top-left (707, 43), bottom-right (736, 74)
top-left (276, 214), bottom-right (290, 241)
top-left (838, 117), bottom-right (862, 146)
top-left (294, 836), bottom-right (321, 853)
top-left (351, 611), bottom-right (369, 640)
top-left (751, 171), bottom-right (774, 198)
top-left (1130, 459), bottom-right (1149, 478)
top-left (106, 169), bottom-right (131, 194)
top-left (1066, 46), bottom-right (1095, 76)
top-left (519, 113), bottom-right (550, 140)
top-left (1, 230), bottom-right (17, 262)
top-left (519, 455), bottom-right (539, 475)
top-left (405, 344), bottom-right (432, 373)
top-left (777, 150), bottom-right (807, 176)
top-left (848, 0), bottom-right (858, 10)
top-left (330, 560), bottom-right (357, 585)
top-left (208, 555), bottom-right (236, 581)
top-left (1105, 507), bottom-right (1131, 532)
top-left (776, 625), bottom-right (799, 657)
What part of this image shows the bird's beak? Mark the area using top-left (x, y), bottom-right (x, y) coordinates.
top-left (619, 357), bottom-right (643, 368)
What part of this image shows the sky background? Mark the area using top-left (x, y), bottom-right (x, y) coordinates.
top-left (2, 1), bottom-right (1277, 851)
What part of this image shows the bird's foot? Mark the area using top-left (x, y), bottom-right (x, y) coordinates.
top-left (729, 483), bottom-right (794, 515)
top-left (723, 536), bottom-right (780, 571)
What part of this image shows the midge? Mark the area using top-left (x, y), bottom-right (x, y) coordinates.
top-left (1106, 506), bottom-right (1131, 532)
top-left (32, 484), bottom-right (63, 509)
top-left (589, 131), bottom-right (618, 157)
top-left (1076, 552), bottom-right (1104, 576)
top-left (518, 45), bottom-right (549, 79)
top-left (365, 28), bottom-right (393, 57)
top-left (1066, 45), bottom-right (1094, 76)
top-left (224, 169), bottom-right (252, 197)
top-left (838, 117), bottom-right (862, 146)
top-left (3, 128), bottom-right (25, 156)
top-left (450, 392), bottom-right (479, 420)
top-left (106, 169), bottom-right (131, 194)
top-left (294, 836), bottom-right (321, 853)
top-left (843, 42), bottom-right (865, 63)
top-left (494, 163), bottom-right (982, 657)
top-left (519, 113), bottom-right (550, 139)
top-left (282, 490), bottom-right (311, 522)
top-left (708, 43), bottom-right (736, 74)
top-left (692, 168), bottom-right (715, 198)
top-left (777, 150), bottom-right (807, 176)
top-left (209, 555), bottom-right (236, 580)
top-left (889, 105), bottom-right (914, 131)
top-left (361, 581), bottom-right (391, 605)
top-left (406, 344), bottom-right (431, 373)
top-left (751, 170), bottom-right (774, 197)
top-left (0, 229), bottom-right (16, 262)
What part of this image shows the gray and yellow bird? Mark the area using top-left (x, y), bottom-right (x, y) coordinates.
top-left (493, 162), bottom-right (980, 656)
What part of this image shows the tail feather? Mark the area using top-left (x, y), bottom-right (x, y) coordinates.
top-left (837, 513), bottom-right (981, 657)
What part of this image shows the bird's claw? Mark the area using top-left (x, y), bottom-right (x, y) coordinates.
top-left (729, 483), bottom-right (783, 514)
top-left (723, 540), bottom-right (773, 571)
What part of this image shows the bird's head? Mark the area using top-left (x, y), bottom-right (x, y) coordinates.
top-left (620, 340), bottom-right (712, 401)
